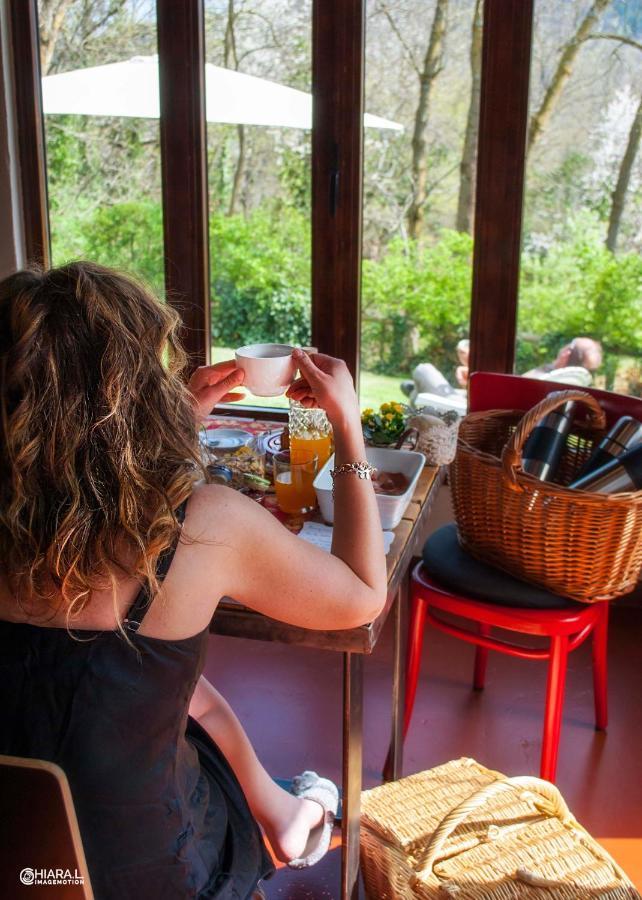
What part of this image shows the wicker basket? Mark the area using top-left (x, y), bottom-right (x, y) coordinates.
top-left (360, 758), bottom-right (640, 899)
top-left (449, 390), bottom-right (642, 602)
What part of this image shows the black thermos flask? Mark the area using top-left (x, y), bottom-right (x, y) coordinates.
top-left (568, 443), bottom-right (642, 493)
top-left (574, 415), bottom-right (642, 480)
top-left (521, 401), bottom-right (576, 481)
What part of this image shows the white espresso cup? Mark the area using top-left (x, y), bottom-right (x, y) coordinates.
top-left (235, 343), bottom-right (297, 397)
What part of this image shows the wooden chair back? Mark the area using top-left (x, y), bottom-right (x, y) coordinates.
top-left (0, 755), bottom-right (93, 898)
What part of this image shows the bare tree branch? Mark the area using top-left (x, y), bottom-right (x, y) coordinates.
top-left (407, 0), bottom-right (449, 240)
top-left (456, 0), bottom-right (482, 234)
top-left (606, 92), bottom-right (642, 252)
top-left (224, 0), bottom-right (246, 216)
top-left (236, 45), bottom-right (281, 68)
top-left (81, 0), bottom-right (128, 43)
top-left (39, 0), bottom-right (74, 73)
top-left (528, 0), bottom-right (612, 153)
top-left (377, 1), bottom-right (421, 76)
top-left (586, 33), bottom-right (642, 54)
top-left (240, 10), bottom-right (281, 49)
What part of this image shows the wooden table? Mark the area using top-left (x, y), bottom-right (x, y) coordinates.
top-left (210, 456), bottom-right (444, 898)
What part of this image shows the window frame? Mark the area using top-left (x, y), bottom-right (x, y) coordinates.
top-left (12, 0), bottom-right (534, 391)
top-left (157, 0), bottom-right (211, 370)
top-left (470, 0), bottom-right (533, 377)
top-left (10, 0), bottom-right (50, 269)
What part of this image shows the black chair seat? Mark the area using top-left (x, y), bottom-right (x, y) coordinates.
top-left (422, 524), bottom-right (584, 610)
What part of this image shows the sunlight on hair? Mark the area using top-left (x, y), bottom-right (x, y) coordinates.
top-left (0, 262), bottom-right (206, 635)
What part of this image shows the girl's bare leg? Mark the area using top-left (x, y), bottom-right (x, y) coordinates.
top-left (189, 674), bottom-right (323, 862)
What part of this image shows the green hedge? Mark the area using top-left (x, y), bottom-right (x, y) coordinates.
top-left (361, 230), bottom-right (473, 378)
top-left (209, 207), bottom-right (311, 348)
top-left (50, 202), bottom-right (641, 391)
top-left (517, 218), bottom-right (642, 378)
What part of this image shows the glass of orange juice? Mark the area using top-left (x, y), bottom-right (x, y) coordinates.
top-left (273, 449), bottom-right (318, 515)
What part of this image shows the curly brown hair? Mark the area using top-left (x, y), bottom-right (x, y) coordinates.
top-left (0, 261), bottom-right (204, 629)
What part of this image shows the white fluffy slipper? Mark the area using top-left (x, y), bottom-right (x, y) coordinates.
top-left (286, 770), bottom-right (340, 869)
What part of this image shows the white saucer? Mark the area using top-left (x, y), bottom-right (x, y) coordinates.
top-left (202, 428), bottom-right (253, 450)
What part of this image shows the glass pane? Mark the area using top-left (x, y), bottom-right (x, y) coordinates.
top-left (39, 0), bottom-right (164, 295)
top-left (517, 0), bottom-right (642, 397)
top-left (360, 0), bottom-right (479, 420)
top-left (205, 0), bottom-right (312, 409)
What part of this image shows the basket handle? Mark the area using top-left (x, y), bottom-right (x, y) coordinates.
top-left (396, 427), bottom-right (419, 450)
top-left (500, 390), bottom-right (606, 492)
top-left (418, 775), bottom-right (575, 876)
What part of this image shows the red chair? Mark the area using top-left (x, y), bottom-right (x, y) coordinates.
top-left (403, 372), bottom-right (642, 783)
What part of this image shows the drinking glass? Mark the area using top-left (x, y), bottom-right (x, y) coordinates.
top-left (273, 449), bottom-right (318, 514)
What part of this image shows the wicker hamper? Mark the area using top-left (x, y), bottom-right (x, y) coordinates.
top-left (449, 390), bottom-right (642, 602)
top-left (360, 758), bottom-right (640, 899)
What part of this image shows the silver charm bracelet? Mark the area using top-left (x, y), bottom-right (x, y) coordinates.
top-left (330, 461), bottom-right (377, 498)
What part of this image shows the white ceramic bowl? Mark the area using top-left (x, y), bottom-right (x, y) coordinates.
top-left (313, 446), bottom-right (426, 530)
top-left (235, 343), bottom-right (296, 397)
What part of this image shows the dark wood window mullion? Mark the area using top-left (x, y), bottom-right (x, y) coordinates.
top-left (10, 0), bottom-right (51, 268)
top-left (157, 0), bottom-right (210, 370)
top-left (311, 0), bottom-right (365, 382)
top-left (469, 0), bottom-right (534, 375)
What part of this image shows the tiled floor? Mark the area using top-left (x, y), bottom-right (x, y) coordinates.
top-left (203, 603), bottom-right (642, 898)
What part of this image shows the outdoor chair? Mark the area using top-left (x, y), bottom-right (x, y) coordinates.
top-left (401, 364), bottom-right (594, 416)
top-left (402, 372), bottom-right (642, 783)
top-left (0, 755), bottom-right (94, 899)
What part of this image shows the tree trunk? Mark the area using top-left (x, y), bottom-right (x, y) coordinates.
top-left (606, 92), bottom-right (642, 253)
top-left (224, 0), bottom-right (245, 216)
top-left (455, 0), bottom-right (482, 234)
top-left (527, 0), bottom-right (612, 154)
top-left (228, 124), bottom-right (246, 216)
top-left (407, 0), bottom-right (449, 241)
top-left (39, 0), bottom-right (74, 74)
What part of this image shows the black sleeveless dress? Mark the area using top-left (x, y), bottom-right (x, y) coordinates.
top-left (0, 501), bottom-right (274, 899)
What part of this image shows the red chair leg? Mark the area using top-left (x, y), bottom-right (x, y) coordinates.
top-left (540, 634), bottom-right (569, 782)
top-left (592, 603), bottom-right (609, 732)
top-left (473, 623), bottom-right (490, 690)
top-left (403, 591), bottom-right (428, 738)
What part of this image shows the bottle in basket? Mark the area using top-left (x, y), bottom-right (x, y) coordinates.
top-left (568, 442), bottom-right (642, 493)
top-left (574, 415), bottom-right (642, 480)
top-left (521, 400), bottom-right (576, 480)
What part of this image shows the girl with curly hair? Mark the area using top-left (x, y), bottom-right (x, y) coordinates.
top-left (0, 262), bottom-right (386, 899)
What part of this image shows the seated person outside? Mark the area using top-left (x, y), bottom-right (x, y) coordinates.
top-left (402, 336), bottom-right (602, 409)
top-left (523, 337), bottom-right (603, 384)
top-left (0, 262), bottom-right (387, 899)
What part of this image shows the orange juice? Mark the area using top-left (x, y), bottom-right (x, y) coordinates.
top-left (274, 469), bottom-right (317, 513)
top-left (290, 434), bottom-right (332, 469)
top-left (273, 449), bottom-right (318, 514)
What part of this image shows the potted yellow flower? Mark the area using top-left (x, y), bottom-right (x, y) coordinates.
top-left (361, 401), bottom-right (409, 447)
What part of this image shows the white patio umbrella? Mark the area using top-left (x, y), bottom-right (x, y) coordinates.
top-left (41, 55), bottom-right (403, 131)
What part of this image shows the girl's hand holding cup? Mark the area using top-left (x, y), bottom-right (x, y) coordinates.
top-left (188, 361), bottom-right (246, 420)
top-left (286, 349), bottom-right (360, 432)
top-left (188, 348), bottom-right (361, 435)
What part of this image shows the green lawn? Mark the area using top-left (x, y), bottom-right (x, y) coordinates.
top-left (211, 346), bottom-right (406, 412)
top-left (358, 369), bottom-right (407, 410)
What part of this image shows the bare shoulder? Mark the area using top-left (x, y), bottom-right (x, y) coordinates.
top-left (170, 482), bottom-right (254, 581)
top-left (135, 483), bottom-right (247, 637)
top-left (144, 481), bottom-right (284, 637)
top-left (152, 478), bottom-right (385, 635)
top-left (182, 484), bottom-right (278, 547)
top-left (183, 481), bottom-right (264, 541)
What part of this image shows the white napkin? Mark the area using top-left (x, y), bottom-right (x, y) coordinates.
top-left (298, 522), bottom-right (395, 555)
